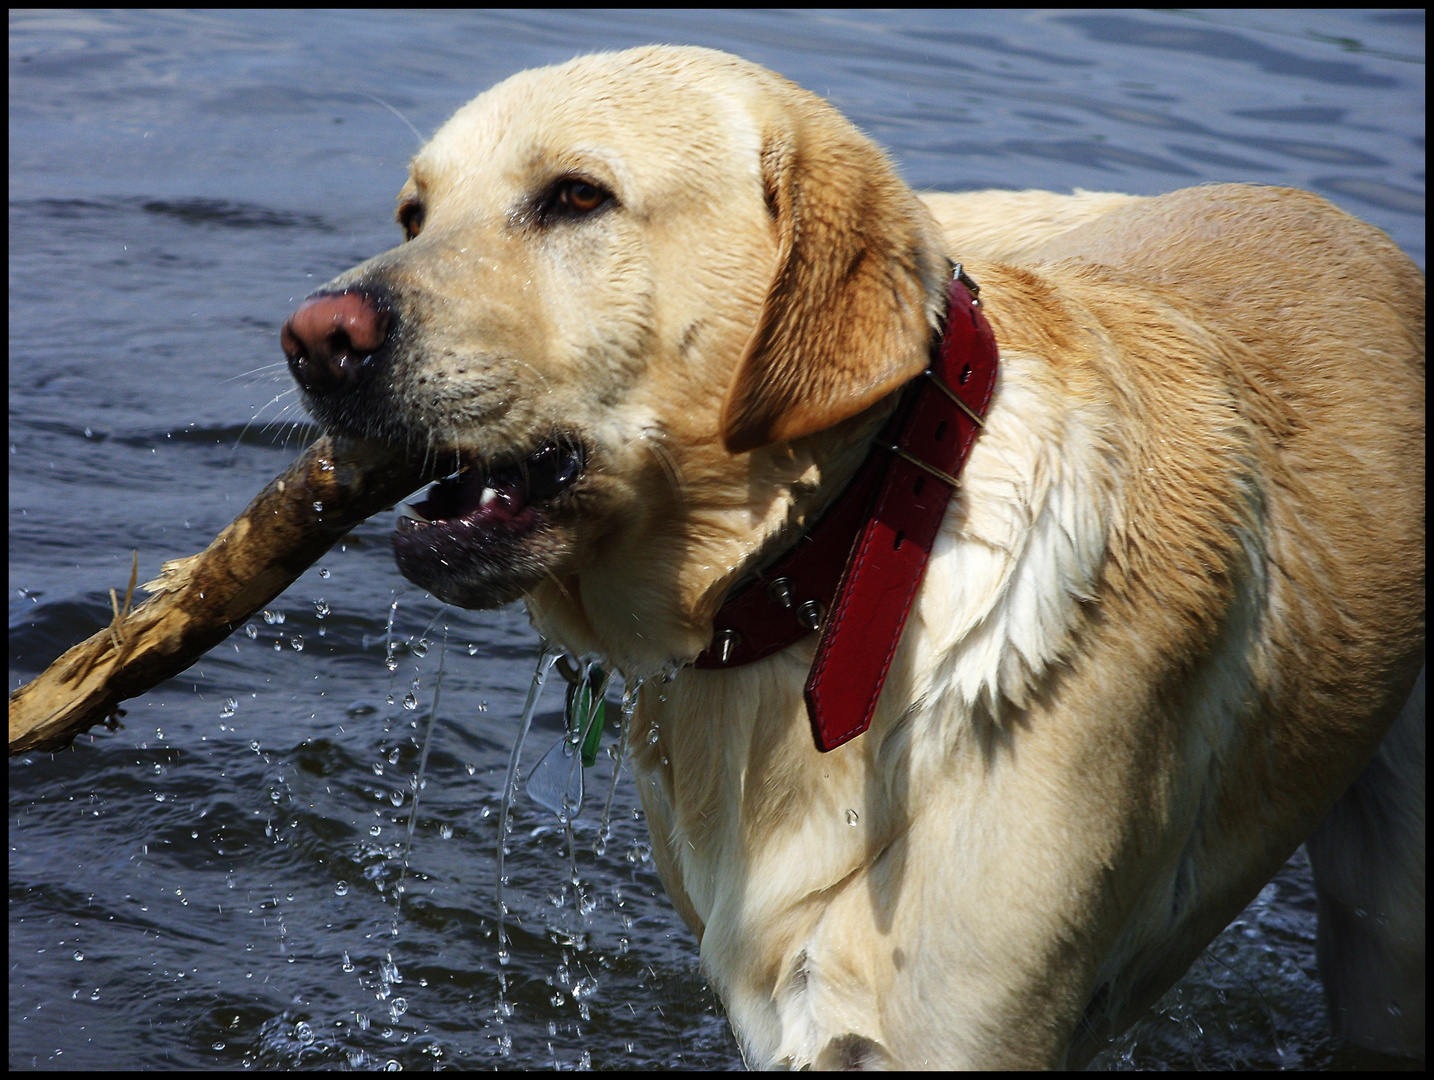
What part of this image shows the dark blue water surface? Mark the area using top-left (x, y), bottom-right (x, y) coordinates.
top-left (9, 9), bottom-right (1423, 1070)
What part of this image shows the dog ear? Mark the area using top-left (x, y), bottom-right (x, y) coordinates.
top-left (720, 110), bottom-right (948, 454)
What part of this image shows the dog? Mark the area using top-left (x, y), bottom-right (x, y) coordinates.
top-left (279, 46), bottom-right (1424, 1068)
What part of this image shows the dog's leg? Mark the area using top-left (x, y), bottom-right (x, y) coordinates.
top-left (1306, 666), bottom-right (1425, 1059)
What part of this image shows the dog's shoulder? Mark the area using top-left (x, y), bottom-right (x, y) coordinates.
top-left (920, 187), bottom-right (1142, 264)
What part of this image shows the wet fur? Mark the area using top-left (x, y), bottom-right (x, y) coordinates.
top-left (304, 47), bottom-right (1425, 1067)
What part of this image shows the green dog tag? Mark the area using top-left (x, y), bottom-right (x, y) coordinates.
top-left (565, 664), bottom-right (608, 768)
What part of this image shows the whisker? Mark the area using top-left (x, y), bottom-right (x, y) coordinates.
top-left (224, 361), bottom-right (291, 386)
top-left (223, 392), bottom-right (304, 465)
top-left (539, 566), bottom-right (579, 609)
top-left (505, 357), bottom-right (553, 394)
top-left (642, 431), bottom-right (686, 504)
top-left (239, 387), bottom-right (301, 442)
top-left (355, 91), bottom-right (425, 147)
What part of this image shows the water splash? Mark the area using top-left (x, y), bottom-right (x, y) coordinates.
top-left (495, 646), bottom-right (558, 968)
top-left (383, 596), bottom-right (400, 657)
top-left (594, 682), bottom-right (640, 857)
top-left (524, 725), bottom-right (583, 822)
top-left (563, 664), bottom-right (614, 891)
top-left (393, 619), bottom-right (447, 934)
top-left (525, 661), bottom-right (612, 824)
top-left (382, 594), bottom-right (402, 674)
top-left (493, 659), bottom-right (655, 1064)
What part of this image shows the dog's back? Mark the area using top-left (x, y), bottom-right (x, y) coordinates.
top-left (928, 183), bottom-right (1424, 1060)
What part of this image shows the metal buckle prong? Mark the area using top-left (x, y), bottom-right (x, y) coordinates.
top-left (922, 369), bottom-right (985, 428)
top-left (952, 262), bottom-right (981, 304)
top-left (883, 443), bottom-right (961, 489)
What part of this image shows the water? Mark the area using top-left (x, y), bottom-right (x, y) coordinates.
top-left (494, 649), bottom-right (556, 972)
top-left (8, 9), bottom-right (1423, 1071)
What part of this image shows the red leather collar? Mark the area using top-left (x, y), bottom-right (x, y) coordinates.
top-left (693, 266), bottom-right (999, 751)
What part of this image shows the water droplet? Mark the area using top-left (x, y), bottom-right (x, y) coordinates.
top-left (290, 636), bottom-right (304, 651)
top-left (626, 842), bottom-right (652, 865)
top-left (369, 824), bottom-right (382, 837)
top-left (312, 501), bottom-right (324, 513)
top-left (402, 693), bottom-right (418, 711)
top-left (295, 1021), bottom-right (315, 1045)
top-left (314, 600), bottom-right (330, 618)
top-left (381, 954), bottom-right (402, 984)
top-left (73, 950), bottom-right (84, 961)
top-left (335, 881), bottom-right (349, 896)
top-left (262, 610), bottom-right (285, 625)
top-left (244, 624), bottom-right (258, 639)
top-left (342, 950), bottom-right (355, 972)
top-left (319, 567), bottom-right (331, 579)
top-left (846, 808), bottom-right (859, 826)
top-left (412, 639), bottom-right (430, 658)
top-left (220, 697), bottom-right (237, 719)
top-left (439, 823), bottom-right (453, 839)
top-left (390, 790), bottom-right (404, 807)
top-left (385, 656), bottom-right (399, 672)
top-left (389, 998), bottom-right (408, 1020)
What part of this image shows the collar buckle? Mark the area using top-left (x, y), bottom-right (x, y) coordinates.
top-left (694, 266), bottom-right (1000, 754)
top-left (953, 261), bottom-right (981, 304)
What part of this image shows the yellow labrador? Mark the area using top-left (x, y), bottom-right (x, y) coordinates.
top-left (279, 47), bottom-right (1425, 1068)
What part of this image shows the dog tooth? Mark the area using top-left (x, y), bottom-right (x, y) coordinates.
top-left (479, 487), bottom-right (499, 508)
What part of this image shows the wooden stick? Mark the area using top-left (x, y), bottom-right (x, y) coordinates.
top-left (9, 436), bottom-right (432, 755)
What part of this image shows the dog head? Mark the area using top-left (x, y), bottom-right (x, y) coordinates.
top-left (280, 46), bottom-right (949, 673)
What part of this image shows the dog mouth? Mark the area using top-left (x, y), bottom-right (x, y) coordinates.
top-left (391, 438), bottom-right (586, 607)
top-left (397, 440), bottom-right (584, 531)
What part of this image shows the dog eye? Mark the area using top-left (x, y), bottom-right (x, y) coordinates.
top-left (398, 200), bottom-right (425, 241)
top-left (545, 177), bottom-right (612, 220)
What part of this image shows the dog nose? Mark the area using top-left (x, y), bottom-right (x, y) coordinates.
top-left (281, 289), bottom-right (390, 394)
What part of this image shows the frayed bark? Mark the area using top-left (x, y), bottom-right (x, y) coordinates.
top-left (9, 437), bottom-right (429, 755)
